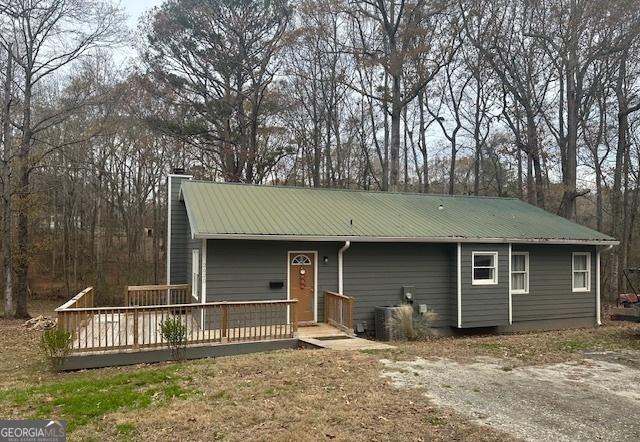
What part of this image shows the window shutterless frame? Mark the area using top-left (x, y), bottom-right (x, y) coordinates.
top-left (510, 252), bottom-right (529, 294)
top-left (572, 252), bottom-right (591, 292)
top-left (471, 251), bottom-right (499, 285)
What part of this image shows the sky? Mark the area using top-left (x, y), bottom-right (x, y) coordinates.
top-left (115, 0), bottom-right (163, 64)
top-left (123, 0), bottom-right (162, 28)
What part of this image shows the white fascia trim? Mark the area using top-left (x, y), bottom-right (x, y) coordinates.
top-left (457, 243), bottom-right (462, 328)
top-left (338, 241), bottom-right (351, 294)
top-left (192, 233), bottom-right (618, 246)
top-left (508, 244), bottom-right (512, 324)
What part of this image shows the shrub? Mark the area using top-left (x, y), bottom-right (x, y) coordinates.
top-left (159, 317), bottom-right (187, 360)
top-left (390, 304), bottom-right (439, 341)
top-left (40, 329), bottom-right (73, 371)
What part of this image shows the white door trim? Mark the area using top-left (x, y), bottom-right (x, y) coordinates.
top-left (286, 250), bottom-right (318, 323)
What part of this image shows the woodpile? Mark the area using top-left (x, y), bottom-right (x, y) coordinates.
top-left (23, 315), bottom-right (57, 331)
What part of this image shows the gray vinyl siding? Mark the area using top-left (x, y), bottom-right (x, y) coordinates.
top-left (168, 175), bottom-right (192, 284)
top-left (460, 243), bottom-right (510, 327)
top-left (512, 244), bottom-right (596, 322)
top-left (206, 240), bottom-right (340, 321)
top-left (342, 243), bottom-right (454, 331)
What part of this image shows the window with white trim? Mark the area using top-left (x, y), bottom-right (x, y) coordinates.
top-left (472, 252), bottom-right (498, 285)
top-left (511, 252), bottom-right (529, 294)
top-left (572, 252), bottom-right (591, 292)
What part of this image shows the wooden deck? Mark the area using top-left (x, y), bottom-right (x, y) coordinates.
top-left (57, 286), bottom-right (367, 359)
top-left (71, 310), bottom-right (297, 353)
top-left (57, 286), bottom-right (299, 354)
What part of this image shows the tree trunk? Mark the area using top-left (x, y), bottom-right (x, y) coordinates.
top-left (14, 69), bottom-right (32, 318)
top-left (473, 77), bottom-right (482, 196)
top-left (389, 71), bottom-right (401, 192)
top-left (526, 113), bottom-right (545, 208)
top-left (448, 137), bottom-right (457, 195)
top-left (1, 45), bottom-right (13, 317)
top-left (612, 50), bottom-right (629, 294)
top-left (559, 44), bottom-right (578, 220)
top-left (418, 91), bottom-right (429, 193)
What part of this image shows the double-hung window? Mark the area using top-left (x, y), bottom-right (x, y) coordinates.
top-left (511, 252), bottom-right (529, 294)
top-left (572, 252), bottom-right (591, 292)
top-left (472, 252), bottom-right (498, 285)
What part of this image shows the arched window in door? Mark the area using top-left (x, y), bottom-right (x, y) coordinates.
top-left (291, 254), bottom-right (312, 265)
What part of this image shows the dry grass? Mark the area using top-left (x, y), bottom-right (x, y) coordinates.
top-left (70, 350), bottom-right (513, 442)
top-left (381, 321), bottom-right (640, 367)
top-left (2, 300), bottom-right (639, 441)
top-left (0, 301), bottom-right (513, 441)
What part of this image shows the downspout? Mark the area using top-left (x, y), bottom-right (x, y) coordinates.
top-left (596, 244), bottom-right (615, 326)
top-left (338, 241), bottom-right (351, 294)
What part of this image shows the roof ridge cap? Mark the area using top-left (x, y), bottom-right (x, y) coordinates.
top-left (184, 180), bottom-right (519, 200)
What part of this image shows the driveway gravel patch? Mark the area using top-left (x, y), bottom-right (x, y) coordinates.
top-left (381, 354), bottom-right (640, 442)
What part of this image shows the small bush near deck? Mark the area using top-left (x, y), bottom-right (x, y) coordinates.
top-left (160, 317), bottom-right (187, 360)
top-left (40, 328), bottom-right (73, 371)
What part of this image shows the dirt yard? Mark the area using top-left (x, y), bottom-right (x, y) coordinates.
top-left (1, 301), bottom-right (640, 441)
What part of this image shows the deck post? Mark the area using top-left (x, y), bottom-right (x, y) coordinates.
top-left (291, 301), bottom-right (297, 335)
top-left (324, 293), bottom-right (328, 324)
top-left (133, 308), bottom-right (139, 349)
top-left (57, 311), bottom-right (65, 332)
top-left (222, 304), bottom-right (229, 338)
top-left (124, 286), bottom-right (129, 307)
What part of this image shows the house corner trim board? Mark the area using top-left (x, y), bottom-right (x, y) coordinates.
top-left (166, 175), bottom-right (172, 284)
top-left (457, 242), bottom-right (462, 328)
top-left (508, 243), bottom-right (513, 324)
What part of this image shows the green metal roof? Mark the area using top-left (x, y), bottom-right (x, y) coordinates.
top-left (180, 180), bottom-right (617, 245)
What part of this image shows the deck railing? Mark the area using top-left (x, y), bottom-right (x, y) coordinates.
top-left (124, 284), bottom-right (192, 306)
top-left (56, 287), bottom-right (96, 335)
top-left (324, 290), bottom-right (354, 333)
top-left (56, 287), bottom-right (298, 353)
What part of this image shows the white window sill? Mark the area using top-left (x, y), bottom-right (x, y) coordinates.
top-left (511, 290), bottom-right (529, 295)
top-left (472, 280), bottom-right (498, 286)
top-left (572, 288), bottom-right (590, 293)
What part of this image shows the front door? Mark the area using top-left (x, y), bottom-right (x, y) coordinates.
top-left (289, 252), bottom-right (316, 323)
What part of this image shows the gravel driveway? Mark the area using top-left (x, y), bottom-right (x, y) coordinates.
top-left (382, 352), bottom-right (640, 442)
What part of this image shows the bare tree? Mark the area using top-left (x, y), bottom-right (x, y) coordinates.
top-left (348, 0), bottom-right (459, 191)
top-left (0, 0), bottom-right (124, 317)
top-left (1, 43), bottom-right (12, 316)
